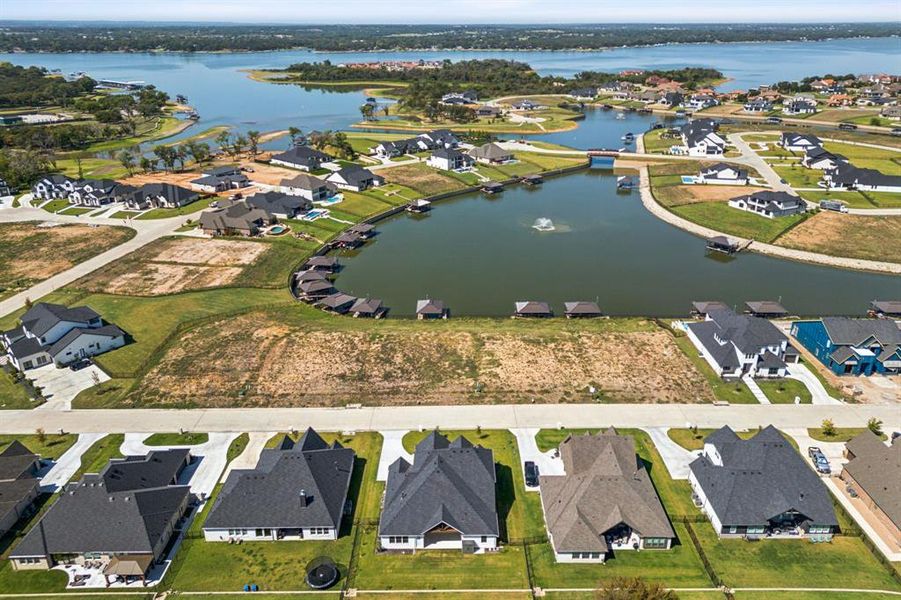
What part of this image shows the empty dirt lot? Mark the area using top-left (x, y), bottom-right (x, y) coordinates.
top-left (75, 237), bottom-right (271, 295)
top-left (776, 212), bottom-right (901, 264)
top-left (127, 309), bottom-right (715, 407)
top-left (0, 222), bottom-right (134, 300)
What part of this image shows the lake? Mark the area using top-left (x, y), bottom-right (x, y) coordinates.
top-left (331, 169), bottom-right (900, 317)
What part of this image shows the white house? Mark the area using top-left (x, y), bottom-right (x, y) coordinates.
top-left (190, 166), bottom-right (250, 193)
top-left (681, 120), bottom-right (726, 156)
top-left (698, 163), bottom-right (748, 185)
top-left (31, 175), bottom-right (74, 200)
top-left (743, 98), bottom-right (772, 113)
top-left (325, 166), bottom-right (382, 192)
top-left (780, 132), bottom-right (822, 152)
top-left (783, 98), bottom-right (818, 115)
top-left (279, 173), bottom-right (333, 202)
top-left (823, 164), bottom-right (901, 193)
top-left (684, 307), bottom-right (796, 379)
top-left (802, 147), bottom-right (845, 170)
top-left (379, 432), bottom-right (499, 553)
top-left (426, 148), bottom-right (473, 171)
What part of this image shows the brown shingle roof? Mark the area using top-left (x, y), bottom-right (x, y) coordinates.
top-left (843, 432), bottom-right (901, 528)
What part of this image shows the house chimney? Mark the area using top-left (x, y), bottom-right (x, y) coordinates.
top-left (300, 489), bottom-right (307, 506)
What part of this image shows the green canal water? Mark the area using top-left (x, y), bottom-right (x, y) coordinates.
top-left (331, 169), bottom-right (900, 317)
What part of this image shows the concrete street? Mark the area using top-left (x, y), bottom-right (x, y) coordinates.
top-left (2, 403), bottom-right (898, 435)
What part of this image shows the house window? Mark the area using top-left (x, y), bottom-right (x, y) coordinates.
top-left (388, 536), bottom-right (409, 544)
top-left (643, 538), bottom-right (669, 549)
top-left (481, 536), bottom-right (487, 543)
top-left (255, 528), bottom-right (271, 537)
top-left (728, 526), bottom-right (738, 534)
top-left (747, 526), bottom-right (765, 535)
top-left (309, 527), bottom-right (329, 535)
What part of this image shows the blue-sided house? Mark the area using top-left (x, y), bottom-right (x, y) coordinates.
top-left (791, 318), bottom-right (901, 376)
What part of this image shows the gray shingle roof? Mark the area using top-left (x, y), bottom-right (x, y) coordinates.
top-left (468, 143), bottom-right (512, 161)
top-left (245, 191), bottom-right (311, 216)
top-left (46, 325), bottom-right (125, 358)
top-left (100, 449), bottom-right (190, 493)
top-left (8, 336), bottom-right (46, 360)
top-left (745, 301), bottom-right (788, 316)
top-left (564, 301), bottom-right (602, 316)
top-left (514, 301), bottom-right (552, 316)
top-left (205, 428), bottom-right (354, 530)
top-left (271, 146), bottom-right (331, 167)
top-left (0, 441), bottom-right (38, 481)
top-left (821, 318), bottom-right (901, 346)
top-left (416, 299), bottom-right (445, 316)
top-left (379, 433), bottom-right (498, 537)
top-left (685, 320), bottom-right (742, 372)
top-left (689, 426), bottom-right (837, 528)
top-left (706, 308), bottom-right (788, 355)
top-left (540, 430), bottom-right (674, 553)
top-left (19, 303), bottom-right (100, 338)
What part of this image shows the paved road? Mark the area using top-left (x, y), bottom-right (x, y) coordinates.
top-left (1, 403), bottom-right (898, 435)
top-left (0, 203), bottom-right (187, 317)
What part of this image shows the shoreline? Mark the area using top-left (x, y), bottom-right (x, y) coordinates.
top-left (2, 34), bottom-right (896, 56)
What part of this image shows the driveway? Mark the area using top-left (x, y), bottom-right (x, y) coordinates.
top-left (786, 363), bottom-right (843, 405)
top-left (511, 428), bottom-right (564, 492)
top-left (38, 432), bottom-right (106, 492)
top-left (640, 427), bottom-right (701, 480)
top-left (219, 431), bottom-right (274, 482)
top-left (783, 427), bottom-right (847, 471)
top-left (30, 363), bottom-right (110, 411)
top-left (377, 430), bottom-right (413, 481)
top-left (120, 432), bottom-right (239, 498)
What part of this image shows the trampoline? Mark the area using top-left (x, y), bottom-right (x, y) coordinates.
top-left (305, 556), bottom-right (339, 589)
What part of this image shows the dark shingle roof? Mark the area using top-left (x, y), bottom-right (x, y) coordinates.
top-left (821, 318), bottom-right (901, 346)
top-left (0, 442), bottom-right (38, 481)
top-left (379, 433), bottom-right (499, 537)
top-left (271, 146), bottom-right (331, 167)
top-left (99, 449), bottom-right (190, 493)
top-left (205, 428), bottom-right (354, 530)
top-left (46, 325), bottom-right (125, 358)
top-left (245, 191), bottom-right (311, 215)
top-left (19, 303), bottom-right (99, 337)
top-left (689, 426), bottom-right (837, 528)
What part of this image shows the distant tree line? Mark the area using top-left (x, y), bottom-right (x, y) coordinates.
top-left (0, 23), bottom-right (896, 53)
top-left (0, 62), bottom-right (96, 108)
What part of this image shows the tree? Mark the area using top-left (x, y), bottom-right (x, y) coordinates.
top-left (153, 145), bottom-right (178, 172)
top-left (360, 103), bottom-right (375, 121)
top-left (35, 428), bottom-right (45, 443)
top-left (821, 418), bottom-right (836, 438)
top-left (215, 130), bottom-right (232, 155)
top-left (74, 156), bottom-right (84, 179)
top-left (288, 126), bottom-right (302, 145)
top-left (175, 94), bottom-right (188, 105)
top-left (24, 297), bottom-right (32, 309)
top-left (185, 141), bottom-right (211, 166)
top-left (246, 130), bottom-right (261, 157)
top-left (231, 134), bottom-right (247, 157)
top-left (139, 156), bottom-right (155, 173)
top-left (867, 418), bottom-right (883, 436)
top-left (118, 149), bottom-right (136, 175)
top-left (175, 145), bottom-right (188, 171)
top-left (594, 577), bottom-right (677, 600)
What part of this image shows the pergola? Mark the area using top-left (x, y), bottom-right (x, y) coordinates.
top-left (103, 555), bottom-right (152, 587)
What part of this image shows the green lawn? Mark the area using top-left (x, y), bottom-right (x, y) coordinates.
top-left (796, 189), bottom-right (877, 209)
top-left (136, 195), bottom-right (218, 220)
top-left (110, 210), bottom-right (143, 219)
top-left (823, 142), bottom-right (901, 176)
top-left (226, 433), bottom-right (250, 464)
top-left (671, 201), bottom-right (808, 243)
top-left (0, 434), bottom-right (77, 460)
top-left (144, 432), bottom-right (209, 446)
top-left (70, 434), bottom-right (124, 480)
top-left (771, 164), bottom-right (823, 188)
top-left (807, 427), bottom-right (885, 443)
top-left (694, 523), bottom-right (900, 590)
top-left (672, 336), bottom-right (757, 404)
top-left (756, 378), bottom-right (812, 404)
top-left (38, 199), bottom-right (71, 213)
top-left (168, 432), bottom-right (381, 592)
top-left (643, 129), bottom-right (681, 154)
top-left (0, 368), bottom-right (34, 409)
top-left (666, 428), bottom-right (758, 451)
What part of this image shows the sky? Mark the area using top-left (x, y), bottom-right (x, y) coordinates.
top-left (3, 0), bottom-right (900, 24)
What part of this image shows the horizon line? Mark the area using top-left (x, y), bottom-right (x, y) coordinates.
top-left (2, 20), bottom-right (900, 26)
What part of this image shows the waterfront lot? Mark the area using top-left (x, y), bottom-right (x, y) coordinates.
top-left (122, 306), bottom-right (714, 408)
top-left (776, 212), bottom-right (901, 264)
top-left (0, 222), bottom-right (134, 301)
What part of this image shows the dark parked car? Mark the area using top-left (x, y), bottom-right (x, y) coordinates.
top-left (838, 123), bottom-right (857, 131)
top-left (891, 128), bottom-right (901, 137)
top-left (765, 116), bottom-right (782, 124)
top-left (524, 461), bottom-right (539, 487)
top-left (69, 358), bottom-right (92, 372)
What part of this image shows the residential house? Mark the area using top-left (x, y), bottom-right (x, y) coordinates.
top-left (568, 88), bottom-right (597, 101)
top-left (468, 143), bottom-right (513, 164)
top-left (684, 307), bottom-right (796, 379)
top-left (840, 432), bottom-right (900, 547)
top-left (190, 166), bottom-right (250, 193)
top-left (326, 166), bottom-right (382, 192)
top-left (1, 302), bottom-right (125, 370)
top-left (379, 432), bottom-right (498, 553)
top-left (0, 442), bottom-right (41, 538)
top-left (697, 163), bottom-right (748, 185)
top-left (31, 174), bottom-right (74, 200)
top-left (0, 177), bottom-right (12, 198)
top-left (684, 94), bottom-right (719, 110)
top-left (68, 179), bottom-right (135, 207)
top-left (823, 163), bottom-right (901, 193)
top-left (427, 148), bottom-right (474, 171)
top-left (204, 429), bottom-right (354, 542)
top-left (244, 191), bottom-right (311, 219)
top-left (270, 146), bottom-right (332, 171)
top-left (418, 130), bottom-right (460, 150)
top-left (802, 146), bottom-right (846, 170)
top-left (780, 132), bottom-right (822, 152)
top-left (743, 98), bottom-right (773, 113)
top-left (539, 430), bottom-right (675, 563)
top-left (659, 92), bottom-right (684, 108)
top-left (124, 183), bottom-right (199, 211)
top-left (881, 106), bottom-right (901, 120)
top-left (791, 318), bottom-right (901, 376)
top-left (9, 449), bottom-right (192, 578)
top-left (441, 90), bottom-right (478, 105)
top-left (727, 190), bottom-right (806, 219)
top-left (279, 173), bottom-right (333, 202)
top-left (680, 119), bottom-right (726, 156)
top-left (198, 200), bottom-right (274, 236)
top-left (827, 94), bottom-right (854, 107)
top-left (476, 105), bottom-right (502, 118)
top-left (783, 98), bottom-right (818, 115)
top-left (511, 99), bottom-right (542, 111)
top-left (689, 426), bottom-right (838, 538)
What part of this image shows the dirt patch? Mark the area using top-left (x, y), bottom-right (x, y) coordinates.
top-left (0, 222), bottom-right (134, 298)
top-left (128, 312), bottom-right (715, 407)
top-left (776, 212), bottom-right (901, 264)
top-left (75, 237), bottom-right (271, 295)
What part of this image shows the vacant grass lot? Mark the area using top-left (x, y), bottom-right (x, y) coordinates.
top-left (776, 211), bottom-right (901, 264)
top-left (0, 222), bottom-right (134, 301)
top-left (771, 164), bottom-right (823, 188)
top-left (823, 141), bottom-right (901, 175)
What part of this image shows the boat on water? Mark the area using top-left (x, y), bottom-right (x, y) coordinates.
top-left (616, 175), bottom-right (635, 190)
top-left (621, 132), bottom-right (635, 143)
top-left (615, 112), bottom-right (626, 120)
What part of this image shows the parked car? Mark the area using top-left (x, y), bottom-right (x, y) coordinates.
top-left (69, 358), bottom-right (92, 372)
top-left (765, 116), bottom-right (782, 124)
top-left (838, 123), bottom-right (857, 131)
top-left (524, 461), bottom-right (539, 487)
top-left (891, 128), bottom-right (901, 137)
top-left (807, 446), bottom-right (822, 458)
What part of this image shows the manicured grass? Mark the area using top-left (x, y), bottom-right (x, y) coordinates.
top-left (137, 195), bottom-right (218, 220)
top-left (39, 199), bottom-right (71, 213)
top-left (693, 522), bottom-right (900, 590)
top-left (823, 142), bottom-right (901, 175)
top-left (0, 563), bottom-right (68, 594)
top-left (168, 432), bottom-right (381, 592)
top-left (71, 433), bottom-right (124, 480)
top-left (643, 129), bottom-right (680, 154)
top-left (860, 190), bottom-right (901, 209)
top-left (0, 369), bottom-right (34, 409)
top-left (110, 210), bottom-right (144, 219)
top-left (807, 427), bottom-right (885, 443)
top-left (796, 189), bottom-right (876, 209)
top-left (0, 434), bottom-right (77, 460)
top-left (672, 336), bottom-right (757, 404)
top-left (528, 522), bottom-right (712, 589)
top-left (144, 432), bottom-right (209, 446)
top-left (671, 201), bottom-right (808, 243)
top-left (735, 593), bottom-right (901, 600)
top-left (756, 378), bottom-right (812, 404)
top-left (226, 433), bottom-right (250, 463)
top-left (667, 428), bottom-right (758, 451)
top-left (58, 206), bottom-right (93, 216)
top-left (771, 164), bottom-right (823, 188)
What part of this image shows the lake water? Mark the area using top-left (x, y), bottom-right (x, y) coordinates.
top-left (2, 39), bottom-right (898, 313)
top-left (332, 170), bottom-right (900, 317)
